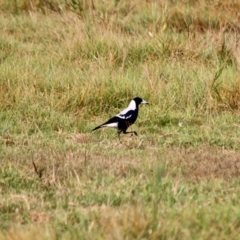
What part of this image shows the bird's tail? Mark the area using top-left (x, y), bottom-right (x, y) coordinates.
top-left (92, 125), bottom-right (102, 131)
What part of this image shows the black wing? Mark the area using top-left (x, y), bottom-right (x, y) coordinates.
top-left (101, 116), bottom-right (121, 125)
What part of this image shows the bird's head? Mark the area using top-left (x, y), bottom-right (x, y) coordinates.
top-left (133, 97), bottom-right (149, 106)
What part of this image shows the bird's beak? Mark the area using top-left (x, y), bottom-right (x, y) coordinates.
top-left (141, 100), bottom-right (149, 104)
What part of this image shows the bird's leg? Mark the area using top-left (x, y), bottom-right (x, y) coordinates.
top-left (133, 131), bottom-right (138, 136)
top-left (117, 130), bottom-right (122, 141)
top-left (123, 130), bottom-right (138, 136)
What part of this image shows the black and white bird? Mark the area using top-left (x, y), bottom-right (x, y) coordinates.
top-left (92, 97), bottom-right (148, 140)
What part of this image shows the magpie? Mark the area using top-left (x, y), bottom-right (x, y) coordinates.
top-left (92, 97), bottom-right (148, 140)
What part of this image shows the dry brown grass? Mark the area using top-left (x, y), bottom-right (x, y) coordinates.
top-left (2, 143), bottom-right (240, 239)
top-left (5, 138), bottom-right (240, 184)
top-left (1, 138), bottom-right (240, 239)
top-left (165, 146), bottom-right (240, 181)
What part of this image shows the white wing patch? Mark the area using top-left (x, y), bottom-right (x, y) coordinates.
top-left (116, 100), bottom-right (136, 119)
top-left (117, 111), bottom-right (127, 119)
top-left (102, 122), bottom-right (118, 128)
top-left (117, 110), bottom-right (134, 119)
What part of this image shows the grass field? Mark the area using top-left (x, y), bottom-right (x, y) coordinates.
top-left (1, 0), bottom-right (240, 239)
